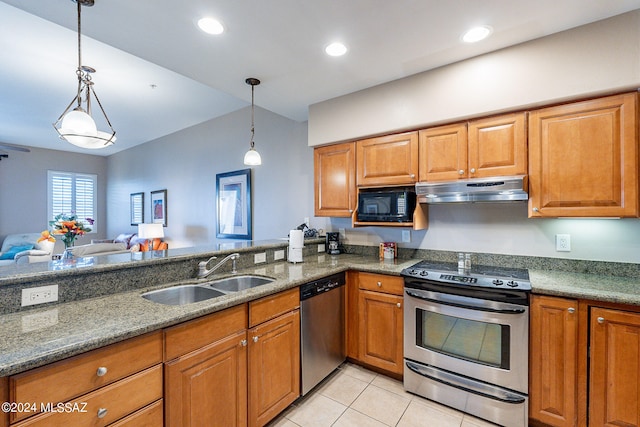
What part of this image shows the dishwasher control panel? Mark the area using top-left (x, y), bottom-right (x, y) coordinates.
top-left (300, 272), bottom-right (345, 300)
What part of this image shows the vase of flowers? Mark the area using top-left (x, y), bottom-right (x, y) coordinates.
top-left (50, 213), bottom-right (94, 258)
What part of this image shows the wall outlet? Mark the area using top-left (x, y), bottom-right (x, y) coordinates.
top-left (556, 234), bottom-right (571, 252)
top-left (254, 252), bottom-right (267, 264)
top-left (21, 285), bottom-right (59, 307)
top-left (274, 250), bottom-right (285, 261)
top-left (402, 230), bottom-right (411, 243)
top-left (318, 244), bottom-right (325, 253)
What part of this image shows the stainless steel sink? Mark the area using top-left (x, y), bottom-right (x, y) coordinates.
top-left (207, 275), bottom-right (275, 293)
top-left (142, 284), bottom-right (226, 305)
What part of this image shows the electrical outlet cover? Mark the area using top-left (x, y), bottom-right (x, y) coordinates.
top-left (556, 234), bottom-right (571, 252)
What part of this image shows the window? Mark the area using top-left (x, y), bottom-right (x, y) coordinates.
top-left (47, 171), bottom-right (97, 231)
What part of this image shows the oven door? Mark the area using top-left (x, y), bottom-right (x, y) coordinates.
top-left (404, 285), bottom-right (528, 394)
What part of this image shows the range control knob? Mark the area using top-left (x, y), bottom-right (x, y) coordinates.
top-left (492, 279), bottom-right (504, 286)
top-left (408, 269), bottom-right (417, 275)
top-left (419, 270), bottom-right (428, 276)
top-left (507, 281), bottom-right (518, 288)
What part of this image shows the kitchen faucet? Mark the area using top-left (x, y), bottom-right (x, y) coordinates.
top-left (197, 253), bottom-right (240, 278)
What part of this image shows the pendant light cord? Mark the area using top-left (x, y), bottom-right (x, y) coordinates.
top-left (250, 83), bottom-right (255, 149)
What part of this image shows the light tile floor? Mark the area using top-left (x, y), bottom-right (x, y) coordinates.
top-left (267, 363), bottom-right (498, 427)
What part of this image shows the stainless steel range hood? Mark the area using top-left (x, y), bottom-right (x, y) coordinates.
top-left (416, 175), bottom-right (528, 204)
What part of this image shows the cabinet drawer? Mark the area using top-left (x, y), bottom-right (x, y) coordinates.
top-left (10, 332), bottom-right (162, 423)
top-left (358, 272), bottom-right (404, 296)
top-left (165, 304), bottom-right (247, 360)
top-left (12, 365), bottom-right (162, 427)
top-left (108, 400), bottom-right (163, 427)
top-left (249, 288), bottom-right (299, 327)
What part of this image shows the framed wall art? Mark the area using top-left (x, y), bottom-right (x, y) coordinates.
top-left (151, 189), bottom-right (167, 227)
top-left (130, 192), bottom-right (144, 226)
top-left (216, 169), bottom-right (252, 239)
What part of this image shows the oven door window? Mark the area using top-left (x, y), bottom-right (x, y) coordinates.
top-left (416, 309), bottom-right (510, 369)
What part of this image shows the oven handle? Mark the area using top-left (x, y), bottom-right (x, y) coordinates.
top-left (405, 360), bottom-right (526, 404)
top-left (405, 288), bottom-right (526, 314)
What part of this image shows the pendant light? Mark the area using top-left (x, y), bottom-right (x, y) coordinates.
top-left (243, 78), bottom-right (262, 165)
top-left (53, 0), bottom-right (116, 149)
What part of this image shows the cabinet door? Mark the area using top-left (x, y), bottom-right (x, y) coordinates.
top-left (248, 309), bottom-right (300, 427)
top-left (419, 123), bottom-right (468, 181)
top-left (468, 112), bottom-right (527, 179)
top-left (314, 142), bottom-right (356, 217)
top-left (528, 92), bottom-right (638, 217)
top-left (358, 290), bottom-right (403, 375)
top-left (590, 307), bottom-right (640, 427)
top-left (165, 330), bottom-right (248, 427)
top-left (529, 295), bottom-right (578, 427)
top-left (356, 132), bottom-right (418, 186)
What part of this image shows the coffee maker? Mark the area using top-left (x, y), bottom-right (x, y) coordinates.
top-left (326, 232), bottom-right (340, 255)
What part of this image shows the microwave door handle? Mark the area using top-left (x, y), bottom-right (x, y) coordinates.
top-left (405, 289), bottom-right (526, 314)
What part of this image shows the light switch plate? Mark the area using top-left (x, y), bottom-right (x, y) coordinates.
top-left (254, 252), bottom-right (267, 263)
top-left (274, 250), bottom-right (285, 261)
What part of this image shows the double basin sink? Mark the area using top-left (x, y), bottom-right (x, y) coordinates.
top-left (142, 275), bottom-right (275, 306)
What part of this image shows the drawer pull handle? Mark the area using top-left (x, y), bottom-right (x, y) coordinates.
top-left (97, 408), bottom-right (108, 419)
top-left (377, 281), bottom-right (382, 287)
top-left (96, 367), bottom-right (108, 377)
top-left (568, 307), bottom-right (575, 314)
top-left (597, 317), bottom-right (605, 324)
top-left (253, 336), bottom-right (259, 343)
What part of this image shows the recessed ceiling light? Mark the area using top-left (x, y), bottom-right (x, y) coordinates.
top-left (461, 25), bottom-right (493, 43)
top-left (197, 17), bottom-right (224, 35)
top-left (325, 42), bottom-right (347, 57)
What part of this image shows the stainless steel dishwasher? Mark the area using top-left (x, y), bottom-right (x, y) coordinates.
top-left (300, 272), bottom-right (346, 395)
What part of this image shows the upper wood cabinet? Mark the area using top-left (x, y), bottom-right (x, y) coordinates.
top-left (529, 295), bottom-right (578, 427)
top-left (528, 92), bottom-right (639, 217)
top-left (314, 142), bottom-right (356, 217)
top-left (356, 131), bottom-right (419, 186)
top-left (419, 112), bottom-right (527, 182)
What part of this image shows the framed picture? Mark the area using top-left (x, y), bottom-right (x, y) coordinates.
top-left (216, 169), bottom-right (252, 239)
top-left (151, 189), bottom-right (167, 227)
top-left (130, 192), bottom-right (144, 226)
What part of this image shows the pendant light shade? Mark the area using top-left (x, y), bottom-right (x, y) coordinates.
top-left (244, 77), bottom-right (261, 165)
top-left (53, 0), bottom-right (116, 149)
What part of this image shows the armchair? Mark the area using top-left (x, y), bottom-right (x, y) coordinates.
top-left (0, 233), bottom-right (55, 266)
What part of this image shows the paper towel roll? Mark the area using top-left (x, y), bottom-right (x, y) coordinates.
top-left (289, 229), bottom-right (304, 248)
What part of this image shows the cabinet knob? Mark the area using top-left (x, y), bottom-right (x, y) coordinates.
top-left (377, 281), bottom-right (382, 287)
top-left (458, 170), bottom-right (465, 175)
top-left (532, 207), bottom-right (539, 213)
top-left (567, 307), bottom-right (575, 314)
top-left (253, 336), bottom-right (259, 343)
top-left (597, 317), bottom-right (605, 324)
top-left (410, 174), bottom-right (415, 179)
top-left (97, 408), bottom-right (108, 419)
top-left (470, 168), bottom-right (476, 174)
top-left (240, 339), bottom-right (248, 347)
top-left (96, 367), bottom-right (108, 377)
top-left (396, 302), bottom-right (401, 308)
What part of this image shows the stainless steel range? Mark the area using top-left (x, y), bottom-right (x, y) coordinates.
top-left (401, 261), bottom-right (531, 427)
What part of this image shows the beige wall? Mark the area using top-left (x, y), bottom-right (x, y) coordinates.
top-left (308, 10), bottom-right (640, 146)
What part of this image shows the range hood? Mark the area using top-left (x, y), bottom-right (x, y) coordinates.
top-left (416, 175), bottom-right (528, 204)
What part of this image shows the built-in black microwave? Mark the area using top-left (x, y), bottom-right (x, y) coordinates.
top-left (357, 188), bottom-right (416, 223)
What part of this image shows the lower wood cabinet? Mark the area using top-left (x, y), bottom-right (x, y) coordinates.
top-left (589, 306), bottom-right (640, 427)
top-left (248, 308), bottom-right (300, 427)
top-left (529, 295), bottom-right (578, 427)
top-left (165, 330), bottom-right (248, 427)
top-left (530, 295), bottom-right (640, 427)
top-left (347, 272), bottom-right (404, 376)
top-left (164, 290), bottom-right (300, 427)
top-left (4, 331), bottom-right (164, 427)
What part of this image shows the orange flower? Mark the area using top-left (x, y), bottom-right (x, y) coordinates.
top-left (37, 230), bottom-right (56, 243)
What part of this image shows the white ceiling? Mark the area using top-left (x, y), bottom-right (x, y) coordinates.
top-left (1, 0), bottom-right (639, 156)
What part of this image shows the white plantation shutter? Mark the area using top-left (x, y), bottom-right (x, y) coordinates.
top-left (48, 171), bottom-right (97, 231)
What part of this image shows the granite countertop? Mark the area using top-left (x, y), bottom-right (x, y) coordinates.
top-left (0, 253), bottom-right (638, 377)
